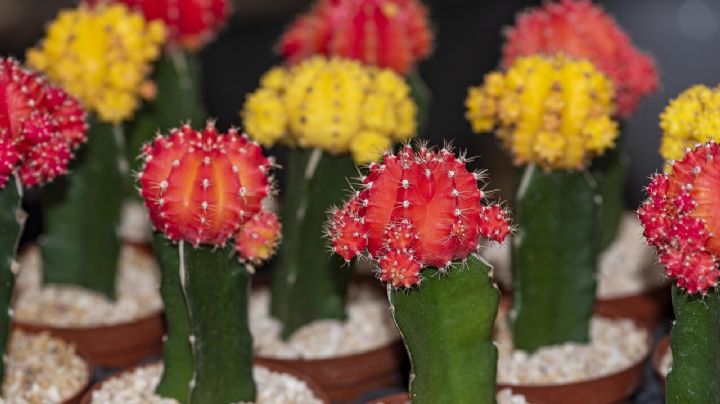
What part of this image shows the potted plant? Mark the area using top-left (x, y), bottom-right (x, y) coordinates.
top-left (466, 54), bottom-right (650, 403)
top-left (484, 0), bottom-right (664, 327)
top-left (326, 144), bottom-right (513, 403)
top-left (0, 57), bottom-right (92, 403)
top-left (82, 121), bottom-right (328, 403)
top-left (241, 56), bottom-right (417, 400)
top-left (278, 0), bottom-right (434, 129)
top-left (15, 3), bottom-right (167, 367)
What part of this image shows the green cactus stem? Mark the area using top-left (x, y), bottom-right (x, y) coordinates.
top-left (512, 165), bottom-right (599, 352)
top-left (127, 50), bottom-right (206, 177)
top-left (0, 175), bottom-right (26, 387)
top-left (270, 148), bottom-right (355, 339)
top-left (389, 256), bottom-right (499, 404)
top-left (666, 285), bottom-right (720, 404)
top-left (591, 135), bottom-right (628, 251)
top-left (407, 70), bottom-right (431, 134)
top-left (41, 121), bottom-right (126, 299)
top-left (152, 233), bottom-right (193, 402)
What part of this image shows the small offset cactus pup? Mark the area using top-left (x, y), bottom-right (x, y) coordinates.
top-left (327, 145), bottom-right (511, 404)
top-left (138, 121), bottom-right (281, 403)
top-left (639, 142), bottom-right (720, 404)
top-left (0, 58), bottom-right (88, 387)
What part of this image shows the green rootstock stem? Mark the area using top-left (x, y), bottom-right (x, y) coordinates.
top-left (41, 121), bottom-right (125, 299)
top-left (127, 50), bottom-right (206, 177)
top-left (667, 286), bottom-right (720, 404)
top-left (512, 165), bottom-right (599, 352)
top-left (389, 256), bottom-right (499, 404)
top-left (180, 242), bottom-right (255, 403)
top-left (0, 176), bottom-right (25, 389)
top-left (407, 70), bottom-right (431, 135)
top-left (270, 148), bottom-right (355, 339)
top-left (591, 143), bottom-right (628, 252)
top-left (152, 233), bottom-right (193, 403)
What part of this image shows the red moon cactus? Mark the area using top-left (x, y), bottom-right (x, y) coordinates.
top-left (139, 121), bottom-right (280, 262)
top-left (327, 145), bottom-right (511, 288)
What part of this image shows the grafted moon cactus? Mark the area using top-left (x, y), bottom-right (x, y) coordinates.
top-left (0, 58), bottom-right (87, 385)
top-left (279, 0), bottom-right (433, 75)
top-left (659, 85), bottom-right (720, 163)
top-left (639, 141), bottom-right (720, 404)
top-left (503, 0), bottom-right (658, 118)
top-left (329, 145), bottom-right (510, 287)
top-left (327, 144), bottom-right (510, 404)
top-left (138, 120), bottom-right (280, 402)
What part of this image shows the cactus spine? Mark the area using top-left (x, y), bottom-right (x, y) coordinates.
top-left (139, 122), bottom-right (279, 402)
top-left (512, 166), bottom-right (599, 350)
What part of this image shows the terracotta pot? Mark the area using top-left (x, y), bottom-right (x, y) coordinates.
top-left (595, 283), bottom-right (671, 329)
top-left (79, 360), bottom-right (331, 404)
top-left (257, 340), bottom-right (404, 402)
top-left (368, 392), bottom-right (409, 404)
top-left (14, 311), bottom-right (164, 368)
top-left (652, 335), bottom-right (670, 390)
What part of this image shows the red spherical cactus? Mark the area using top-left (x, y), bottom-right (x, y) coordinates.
top-left (638, 141), bottom-right (720, 295)
top-left (327, 145), bottom-right (511, 288)
top-left (503, 0), bottom-right (658, 117)
top-left (0, 58), bottom-right (87, 188)
top-left (279, 0), bottom-right (434, 74)
top-left (139, 121), bottom-right (280, 262)
top-left (86, 0), bottom-right (229, 49)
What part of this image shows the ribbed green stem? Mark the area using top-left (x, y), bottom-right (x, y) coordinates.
top-left (591, 144), bottom-right (627, 251)
top-left (389, 256), bottom-right (499, 404)
top-left (41, 120), bottom-right (125, 299)
top-left (667, 286), bottom-right (720, 404)
top-left (270, 148), bottom-right (355, 339)
top-left (127, 50), bottom-right (206, 177)
top-left (152, 233), bottom-right (193, 403)
top-left (179, 242), bottom-right (255, 403)
top-left (512, 165), bottom-right (599, 352)
top-left (407, 70), bottom-right (431, 135)
top-left (0, 175), bottom-right (25, 389)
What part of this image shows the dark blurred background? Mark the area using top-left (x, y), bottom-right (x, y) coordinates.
top-left (2, 0), bottom-right (719, 221)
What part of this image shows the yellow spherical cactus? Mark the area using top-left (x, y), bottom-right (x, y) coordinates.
top-left (660, 84), bottom-right (720, 163)
top-left (27, 4), bottom-right (166, 124)
top-left (241, 57), bottom-right (417, 163)
top-left (465, 55), bottom-right (619, 170)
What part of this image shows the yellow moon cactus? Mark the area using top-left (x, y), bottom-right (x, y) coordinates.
top-left (241, 57), bottom-right (417, 164)
top-left (466, 55), bottom-right (618, 170)
top-left (27, 4), bottom-right (166, 124)
top-left (660, 84), bottom-right (720, 163)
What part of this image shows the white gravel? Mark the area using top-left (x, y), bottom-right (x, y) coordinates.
top-left (250, 284), bottom-right (398, 359)
top-left (496, 315), bottom-right (649, 385)
top-left (0, 331), bottom-right (89, 403)
top-left (120, 200), bottom-right (152, 244)
top-left (660, 348), bottom-right (672, 376)
top-left (14, 245), bottom-right (163, 327)
top-left (484, 213), bottom-right (666, 298)
top-left (89, 363), bottom-right (323, 404)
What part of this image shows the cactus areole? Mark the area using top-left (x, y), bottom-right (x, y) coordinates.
top-left (139, 121), bottom-right (280, 402)
top-left (638, 141), bottom-right (720, 404)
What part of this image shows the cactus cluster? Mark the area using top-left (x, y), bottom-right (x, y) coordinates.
top-left (466, 54), bottom-right (618, 170)
top-left (503, 0), bottom-right (658, 118)
top-left (87, 0), bottom-right (228, 50)
top-left (0, 58), bottom-right (87, 188)
top-left (279, 0), bottom-right (433, 74)
top-left (638, 142), bottom-right (720, 295)
top-left (26, 4), bottom-right (166, 123)
top-left (242, 57), bottom-right (417, 163)
top-left (139, 121), bottom-right (279, 258)
top-left (328, 145), bottom-right (511, 288)
top-left (659, 85), bottom-right (720, 163)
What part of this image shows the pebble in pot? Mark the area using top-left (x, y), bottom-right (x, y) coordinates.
top-left (466, 53), bottom-right (650, 404)
top-left (327, 144), bottom-right (512, 403)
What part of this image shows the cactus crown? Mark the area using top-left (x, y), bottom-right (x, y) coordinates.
top-left (27, 4), bottom-right (166, 123)
top-left (86, 0), bottom-right (228, 50)
top-left (659, 85), bottom-right (720, 163)
top-left (0, 58), bottom-right (87, 189)
top-left (242, 56), bottom-right (417, 164)
top-left (466, 54), bottom-right (618, 170)
top-left (327, 144), bottom-right (511, 288)
top-left (638, 141), bottom-right (720, 295)
top-left (138, 121), bottom-right (280, 263)
top-left (278, 0), bottom-right (433, 74)
top-left (503, 0), bottom-right (658, 118)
